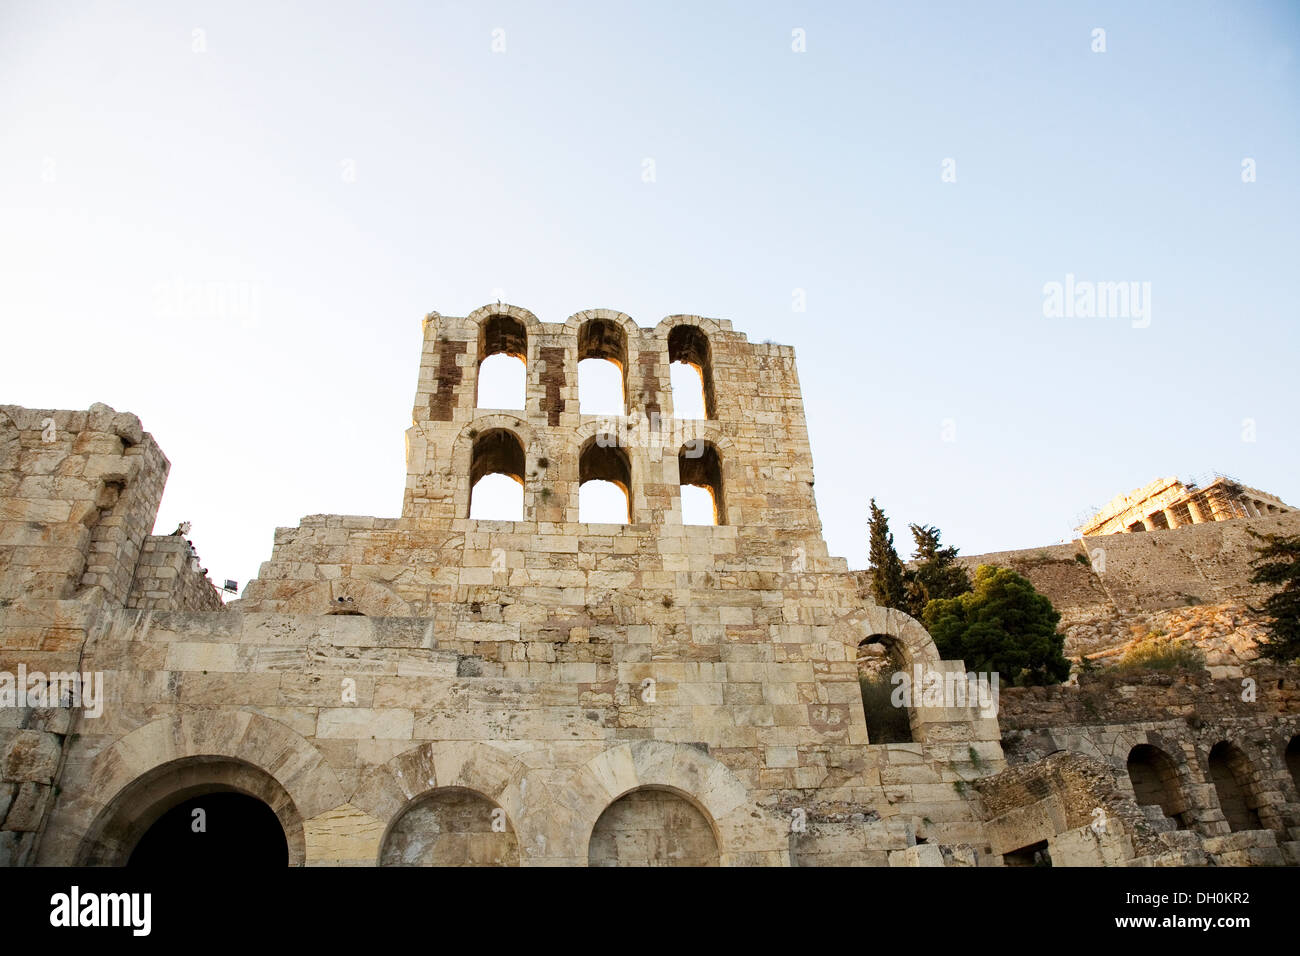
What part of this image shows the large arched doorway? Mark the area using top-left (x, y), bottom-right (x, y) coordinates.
top-left (380, 788), bottom-right (518, 866)
top-left (588, 788), bottom-right (719, 867)
top-left (129, 791), bottom-right (287, 866)
top-left (78, 757), bottom-right (303, 866)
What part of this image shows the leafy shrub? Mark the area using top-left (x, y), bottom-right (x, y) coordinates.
top-left (922, 565), bottom-right (1070, 687)
top-left (1114, 635), bottom-right (1205, 673)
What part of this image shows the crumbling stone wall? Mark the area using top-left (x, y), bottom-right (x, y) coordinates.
top-left (3, 303), bottom-right (1296, 867)
top-left (988, 668), bottom-right (1300, 865)
top-left (126, 536), bottom-right (224, 612)
top-left (0, 403), bottom-right (168, 604)
top-left (959, 511), bottom-right (1300, 665)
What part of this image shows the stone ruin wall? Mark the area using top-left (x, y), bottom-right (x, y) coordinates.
top-left (959, 510), bottom-right (1300, 671)
top-left (980, 667), bottom-right (1300, 866)
top-left (2, 305), bottom-right (1298, 867)
top-left (1, 308), bottom-right (1004, 867)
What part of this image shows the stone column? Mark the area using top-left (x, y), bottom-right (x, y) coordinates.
top-left (1186, 497), bottom-right (1208, 523)
top-left (1163, 507), bottom-right (1183, 529)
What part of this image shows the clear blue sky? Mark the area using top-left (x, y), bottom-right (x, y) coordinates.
top-left (2, 1), bottom-right (1297, 592)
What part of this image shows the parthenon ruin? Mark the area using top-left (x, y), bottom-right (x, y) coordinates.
top-left (1078, 475), bottom-right (1295, 537)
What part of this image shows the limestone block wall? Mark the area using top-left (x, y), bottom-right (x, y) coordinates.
top-left (959, 511), bottom-right (1300, 660)
top-left (0, 595), bottom-right (106, 865)
top-left (6, 305), bottom-right (1299, 868)
top-left (28, 601), bottom-right (1004, 866)
top-left (0, 403), bottom-right (168, 605)
top-left (126, 535), bottom-right (224, 612)
top-left (399, 306), bottom-right (835, 562)
top-left (985, 669), bottom-right (1300, 865)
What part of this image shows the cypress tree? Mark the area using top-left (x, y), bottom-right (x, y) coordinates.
top-left (905, 523), bottom-right (971, 616)
top-left (867, 498), bottom-right (908, 611)
top-left (1248, 531), bottom-right (1300, 662)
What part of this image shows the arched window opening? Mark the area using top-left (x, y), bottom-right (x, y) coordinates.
top-left (1126, 744), bottom-right (1189, 829)
top-left (579, 440), bottom-right (631, 524)
top-left (1208, 741), bottom-right (1262, 832)
top-left (857, 634), bottom-right (913, 744)
top-left (667, 324), bottom-right (715, 419)
top-left (589, 789), bottom-right (719, 867)
top-left (477, 314), bottom-right (528, 410)
top-left (578, 319), bottom-right (627, 416)
top-left (469, 429), bottom-right (526, 521)
top-left (678, 441), bottom-right (724, 526)
top-left (1286, 736), bottom-right (1300, 798)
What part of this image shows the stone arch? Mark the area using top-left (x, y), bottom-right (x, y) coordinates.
top-left (1126, 743), bottom-right (1190, 828)
top-left (475, 312), bottom-right (529, 411)
top-left (564, 307), bottom-right (640, 344)
top-left (836, 606), bottom-right (941, 669)
top-left (55, 711), bottom-right (343, 866)
top-left (465, 303), bottom-right (543, 343)
top-left (588, 788), bottom-right (720, 866)
top-left (460, 305), bottom-right (542, 420)
top-left (578, 433), bottom-right (632, 524)
top-left (452, 415), bottom-right (538, 470)
top-left (380, 787), bottom-right (520, 866)
top-left (678, 440), bottom-right (725, 525)
top-left (566, 309), bottom-right (640, 417)
top-left (576, 318), bottom-right (628, 415)
top-left (562, 740), bottom-right (769, 866)
top-left (350, 741), bottom-right (534, 862)
top-left (469, 428), bottom-right (526, 520)
top-left (81, 758), bottom-right (300, 866)
top-left (666, 322), bottom-right (717, 420)
top-left (450, 415), bottom-right (539, 520)
top-left (1207, 740), bottom-right (1262, 832)
top-left (279, 578), bottom-right (413, 616)
top-left (652, 314), bottom-right (725, 341)
top-left (856, 632), bottom-right (915, 744)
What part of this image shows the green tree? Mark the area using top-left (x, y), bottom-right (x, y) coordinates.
top-left (905, 523), bottom-right (971, 616)
top-left (922, 565), bottom-right (1070, 686)
top-left (867, 498), bottom-right (908, 611)
top-left (1248, 531), bottom-right (1300, 662)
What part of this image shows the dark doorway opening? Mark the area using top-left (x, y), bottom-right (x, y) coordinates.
top-left (128, 791), bottom-right (288, 867)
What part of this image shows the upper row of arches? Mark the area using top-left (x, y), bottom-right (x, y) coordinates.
top-left (475, 313), bottom-right (718, 420)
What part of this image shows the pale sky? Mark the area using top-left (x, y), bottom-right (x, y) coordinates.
top-left (2, 1), bottom-right (1297, 595)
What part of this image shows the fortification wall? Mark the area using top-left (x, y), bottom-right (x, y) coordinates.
top-left (0, 403), bottom-right (169, 605)
top-left (127, 536), bottom-right (225, 612)
top-left (959, 511), bottom-right (1300, 665)
top-left (984, 669), bottom-right (1300, 866)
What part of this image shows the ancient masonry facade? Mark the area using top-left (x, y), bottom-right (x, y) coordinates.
top-left (2, 304), bottom-right (1298, 866)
